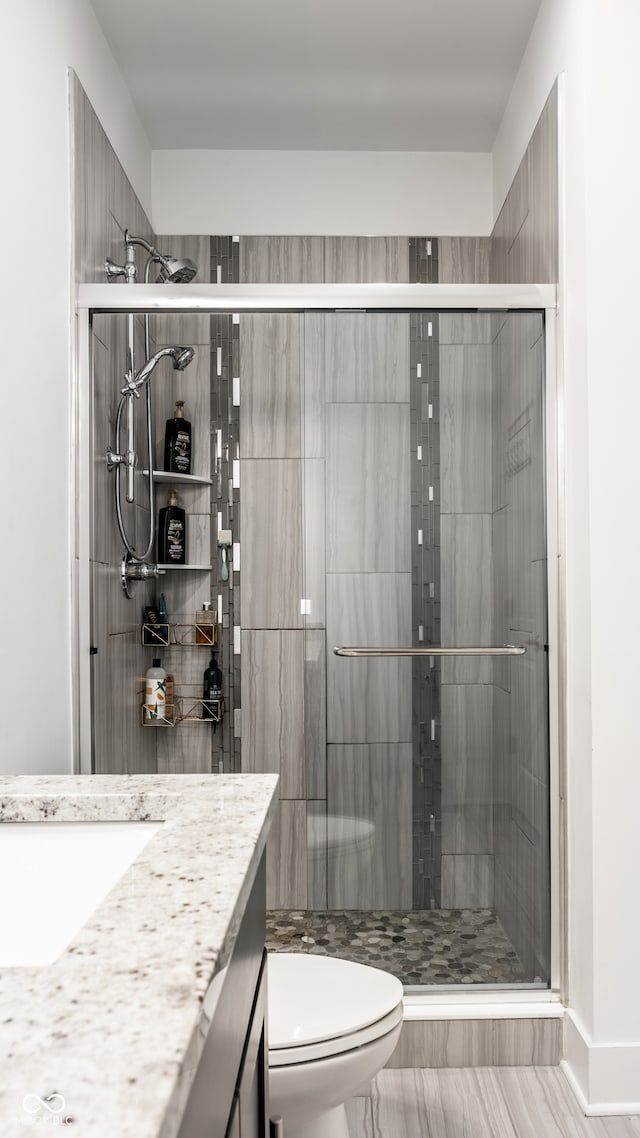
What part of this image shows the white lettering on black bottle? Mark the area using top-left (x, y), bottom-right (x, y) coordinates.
top-left (157, 488), bottom-right (186, 565)
top-left (202, 652), bottom-right (223, 725)
top-left (164, 400), bottom-right (192, 475)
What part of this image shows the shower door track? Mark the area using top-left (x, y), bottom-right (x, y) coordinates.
top-left (74, 282), bottom-right (563, 1016)
top-left (78, 281), bottom-right (555, 313)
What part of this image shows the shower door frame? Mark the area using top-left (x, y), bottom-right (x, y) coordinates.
top-left (74, 282), bottom-right (563, 1008)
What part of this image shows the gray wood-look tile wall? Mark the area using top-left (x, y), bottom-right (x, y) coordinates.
top-left (386, 1016), bottom-right (561, 1069)
top-left (239, 250), bottom-right (413, 909)
top-left (77, 57), bottom-right (556, 968)
top-left (438, 326), bottom-right (494, 906)
top-left (74, 73), bottom-right (212, 776)
top-left (491, 317), bottom-right (549, 978)
top-left (73, 73), bottom-right (157, 775)
top-left (237, 308), bottom-right (306, 906)
top-left (238, 224), bottom-right (553, 926)
top-left (151, 236), bottom-right (214, 777)
top-left (322, 312), bottom-right (413, 907)
top-left (240, 458), bottom-right (304, 630)
top-left (490, 85), bottom-right (559, 285)
top-left (488, 81), bottom-right (558, 981)
top-left (239, 236), bottom-right (411, 286)
top-left (438, 237), bottom-right (491, 284)
top-left (327, 743), bottom-right (413, 909)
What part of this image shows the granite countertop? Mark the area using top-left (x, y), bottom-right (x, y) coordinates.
top-left (0, 774), bottom-right (279, 1138)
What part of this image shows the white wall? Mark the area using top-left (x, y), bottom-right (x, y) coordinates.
top-left (0, 0), bottom-right (151, 775)
top-left (152, 149), bottom-right (493, 236)
top-left (581, 0), bottom-right (640, 1071)
top-left (495, 0), bottom-right (640, 1110)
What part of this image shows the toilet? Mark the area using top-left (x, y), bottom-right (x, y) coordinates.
top-left (268, 952), bottom-right (403, 1138)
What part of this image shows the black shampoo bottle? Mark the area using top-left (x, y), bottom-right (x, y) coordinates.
top-left (157, 488), bottom-right (186, 565)
top-left (164, 400), bottom-right (192, 475)
top-left (202, 653), bottom-right (223, 722)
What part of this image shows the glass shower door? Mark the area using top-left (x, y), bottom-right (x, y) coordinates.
top-left (296, 308), bottom-right (550, 990)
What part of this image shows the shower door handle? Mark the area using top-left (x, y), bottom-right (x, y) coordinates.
top-left (332, 645), bottom-right (526, 657)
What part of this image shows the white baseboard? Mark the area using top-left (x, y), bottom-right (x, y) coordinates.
top-left (562, 1009), bottom-right (640, 1115)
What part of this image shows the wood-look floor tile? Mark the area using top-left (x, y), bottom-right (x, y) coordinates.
top-left (371, 1068), bottom-right (517, 1138)
top-left (495, 1067), bottom-right (590, 1138)
top-left (346, 1095), bottom-right (373, 1138)
top-left (366, 1066), bottom-right (640, 1138)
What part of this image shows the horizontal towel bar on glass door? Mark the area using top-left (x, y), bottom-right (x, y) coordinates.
top-left (332, 645), bottom-right (526, 657)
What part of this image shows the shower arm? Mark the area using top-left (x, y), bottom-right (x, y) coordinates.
top-left (126, 229), bottom-right (160, 261)
top-left (105, 234), bottom-right (166, 284)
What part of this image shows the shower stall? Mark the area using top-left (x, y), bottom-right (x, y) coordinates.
top-left (76, 280), bottom-right (558, 997)
top-left (273, 306), bottom-right (552, 990)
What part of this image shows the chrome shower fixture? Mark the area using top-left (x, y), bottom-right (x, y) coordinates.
top-left (103, 227), bottom-right (198, 589)
top-left (123, 345), bottom-right (195, 395)
top-left (155, 254), bottom-right (199, 284)
top-left (105, 230), bottom-right (198, 284)
top-left (107, 340), bottom-right (195, 572)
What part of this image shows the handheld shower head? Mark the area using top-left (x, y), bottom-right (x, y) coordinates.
top-left (126, 345), bottom-right (195, 392)
top-left (173, 346), bottom-right (195, 370)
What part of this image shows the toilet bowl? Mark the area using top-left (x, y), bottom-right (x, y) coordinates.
top-left (268, 952), bottom-right (403, 1138)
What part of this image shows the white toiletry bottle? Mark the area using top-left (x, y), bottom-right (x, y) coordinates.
top-left (144, 658), bottom-right (167, 721)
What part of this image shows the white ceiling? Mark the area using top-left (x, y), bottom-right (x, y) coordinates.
top-left (90, 0), bottom-right (542, 152)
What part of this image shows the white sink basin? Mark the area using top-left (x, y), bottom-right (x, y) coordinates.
top-left (0, 820), bottom-right (162, 966)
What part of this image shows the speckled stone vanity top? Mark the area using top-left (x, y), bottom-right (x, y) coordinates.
top-left (0, 774), bottom-right (279, 1138)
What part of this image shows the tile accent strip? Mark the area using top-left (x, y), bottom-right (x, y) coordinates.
top-left (409, 237), bottom-right (439, 284)
top-left (210, 236), bottom-right (241, 773)
top-left (410, 238), bottom-right (441, 908)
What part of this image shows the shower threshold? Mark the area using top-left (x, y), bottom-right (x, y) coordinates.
top-left (266, 908), bottom-right (531, 987)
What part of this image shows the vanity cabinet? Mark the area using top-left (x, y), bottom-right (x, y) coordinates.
top-left (177, 855), bottom-right (269, 1138)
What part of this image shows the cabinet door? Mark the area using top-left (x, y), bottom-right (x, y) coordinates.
top-left (177, 859), bottom-right (267, 1138)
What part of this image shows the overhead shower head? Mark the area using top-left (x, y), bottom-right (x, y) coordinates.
top-left (155, 255), bottom-right (198, 284)
top-left (129, 345), bottom-right (195, 391)
top-left (106, 230), bottom-right (200, 284)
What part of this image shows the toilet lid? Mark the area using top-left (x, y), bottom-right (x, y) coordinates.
top-left (268, 952), bottom-right (403, 1050)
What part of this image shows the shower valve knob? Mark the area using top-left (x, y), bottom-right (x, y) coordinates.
top-left (105, 257), bottom-right (137, 283)
top-left (106, 447), bottom-right (123, 470)
top-left (120, 553), bottom-right (165, 597)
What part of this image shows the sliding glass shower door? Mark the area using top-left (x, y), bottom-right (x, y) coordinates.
top-left (293, 308), bottom-right (550, 990)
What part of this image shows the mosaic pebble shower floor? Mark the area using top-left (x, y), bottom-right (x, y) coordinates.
top-left (266, 909), bottom-right (527, 986)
